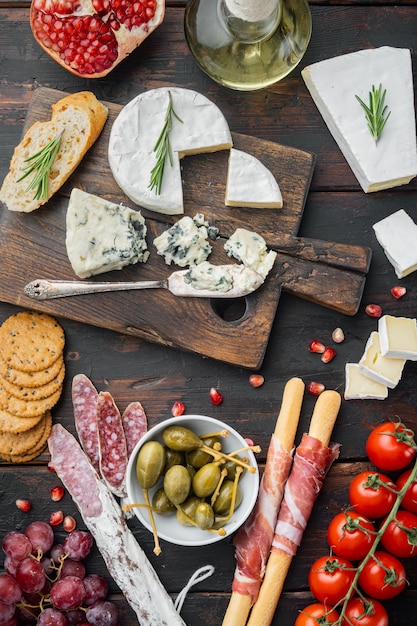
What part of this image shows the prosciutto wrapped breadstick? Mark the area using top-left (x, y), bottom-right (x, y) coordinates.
top-left (246, 390), bottom-right (341, 626)
top-left (222, 377), bottom-right (305, 626)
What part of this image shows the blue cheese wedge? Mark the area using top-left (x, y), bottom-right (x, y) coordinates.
top-left (358, 331), bottom-right (405, 389)
top-left (224, 228), bottom-right (277, 279)
top-left (108, 88), bottom-right (233, 215)
top-left (153, 214), bottom-right (218, 267)
top-left (225, 149), bottom-right (283, 208)
top-left (302, 47), bottom-right (417, 192)
top-left (373, 209), bottom-right (417, 278)
top-left (344, 363), bottom-right (388, 400)
top-left (378, 315), bottom-right (417, 360)
top-left (66, 188), bottom-right (149, 279)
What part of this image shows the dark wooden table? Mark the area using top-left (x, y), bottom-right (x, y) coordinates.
top-left (1, 1), bottom-right (417, 624)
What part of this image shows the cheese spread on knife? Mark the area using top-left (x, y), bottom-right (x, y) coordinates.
top-left (108, 87), bottom-right (233, 215)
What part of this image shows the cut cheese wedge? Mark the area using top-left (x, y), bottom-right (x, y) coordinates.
top-left (378, 315), bottom-right (417, 360)
top-left (108, 87), bottom-right (233, 215)
top-left (225, 148), bottom-right (283, 208)
top-left (373, 209), bottom-right (417, 278)
top-left (358, 331), bottom-right (405, 389)
top-left (302, 47), bottom-right (417, 192)
top-left (344, 363), bottom-right (388, 400)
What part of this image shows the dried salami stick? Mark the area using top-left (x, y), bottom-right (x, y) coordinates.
top-left (48, 424), bottom-right (187, 626)
top-left (72, 374), bottom-right (100, 473)
top-left (222, 377), bottom-right (305, 626)
top-left (97, 391), bottom-right (128, 497)
top-left (246, 390), bottom-right (341, 626)
top-left (122, 401), bottom-right (147, 459)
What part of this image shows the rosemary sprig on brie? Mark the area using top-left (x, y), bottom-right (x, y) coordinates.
top-left (149, 91), bottom-right (183, 195)
top-left (355, 83), bottom-right (391, 143)
top-left (17, 131), bottom-right (63, 201)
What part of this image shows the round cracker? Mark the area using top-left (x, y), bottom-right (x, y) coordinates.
top-left (0, 354), bottom-right (64, 388)
top-left (0, 383), bottom-right (62, 418)
top-left (1, 412), bottom-right (52, 463)
top-left (0, 362), bottom-right (65, 401)
top-left (0, 311), bottom-right (65, 372)
top-left (0, 411), bottom-right (49, 456)
top-left (0, 409), bottom-right (44, 434)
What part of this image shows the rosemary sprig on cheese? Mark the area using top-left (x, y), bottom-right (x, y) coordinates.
top-left (149, 91), bottom-right (183, 195)
top-left (17, 131), bottom-right (63, 201)
top-left (355, 83), bottom-right (391, 143)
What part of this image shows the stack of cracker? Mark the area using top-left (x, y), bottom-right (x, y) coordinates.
top-left (0, 311), bottom-right (65, 462)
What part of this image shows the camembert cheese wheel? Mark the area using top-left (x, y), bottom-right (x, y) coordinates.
top-left (108, 87), bottom-right (233, 215)
top-left (225, 148), bottom-right (283, 208)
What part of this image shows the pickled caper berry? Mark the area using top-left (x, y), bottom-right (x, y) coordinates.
top-left (164, 464), bottom-right (191, 505)
top-left (187, 436), bottom-right (220, 468)
top-left (195, 502), bottom-right (215, 530)
top-left (192, 462), bottom-right (222, 498)
top-left (152, 488), bottom-right (176, 516)
top-left (162, 425), bottom-right (203, 452)
top-left (176, 496), bottom-right (201, 526)
top-left (136, 440), bottom-right (166, 489)
top-left (213, 480), bottom-right (243, 515)
top-left (164, 448), bottom-right (185, 472)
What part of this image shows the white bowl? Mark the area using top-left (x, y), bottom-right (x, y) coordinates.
top-left (125, 414), bottom-right (260, 547)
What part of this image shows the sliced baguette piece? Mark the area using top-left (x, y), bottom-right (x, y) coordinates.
top-left (0, 91), bottom-right (108, 213)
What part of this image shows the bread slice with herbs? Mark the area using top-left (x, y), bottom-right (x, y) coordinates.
top-left (0, 91), bottom-right (108, 213)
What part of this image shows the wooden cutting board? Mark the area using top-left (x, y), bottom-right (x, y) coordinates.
top-left (0, 87), bottom-right (367, 369)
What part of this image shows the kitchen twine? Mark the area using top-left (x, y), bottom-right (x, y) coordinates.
top-left (174, 564), bottom-right (215, 613)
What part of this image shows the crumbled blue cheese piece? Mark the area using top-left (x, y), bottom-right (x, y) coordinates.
top-left (358, 331), bottom-right (406, 389)
top-left (225, 149), bottom-right (283, 208)
top-left (344, 363), bottom-right (388, 400)
top-left (378, 315), bottom-right (417, 360)
top-left (224, 228), bottom-right (277, 279)
top-left (373, 209), bottom-right (417, 278)
top-left (153, 214), bottom-right (217, 267)
top-left (65, 188), bottom-right (149, 279)
top-left (183, 261), bottom-right (263, 295)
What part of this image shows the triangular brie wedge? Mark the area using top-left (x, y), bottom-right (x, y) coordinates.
top-left (302, 47), bottom-right (417, 192)
top-left (225, 149), bottom-right (283, 208)
top-left (108, 88), bottom-right (233, 215)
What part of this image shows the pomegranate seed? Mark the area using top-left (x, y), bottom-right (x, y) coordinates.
top-left (332, 327), bottom-right (345, 343)
top-left (50, 486), bottom-right (65, 502)
top-left (365, 304), bottom-right (382, 318)
top-left (321, 347), bottom-right (336, 363)
top-left (209, 387), bottom-right (223, 405)
top-left (245, 438), bottom-right (255, 447)
top-left (16, 499), bottom-right (31, 512)
top-left (249, 374), bottom-right (265, 388)
top-left (308, 340), bottom-right (325, 354)
top-left (307, 381), bottom-right (325, 396)
top-left (63, 516), bottom-right (77, 532)
top-left (171, 401), bottom-right (185, 417)
top-left (47, 462), bottom-right (56, 472)
top-left (49, 511), bottom-right (64, 526)
top-left (391, 285), bottom-right (406, 299)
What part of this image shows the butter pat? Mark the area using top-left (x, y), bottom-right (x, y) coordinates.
top-left (373, 209), bottom-right (417, 278)
top-left (358, 331), bottom-right (405, 389)
top-left (378, 315), bottom-right (417, 360)
top-left (302, 47), bottom-right (417, 192)
top-left (344, 363), bottom-right (388, 400)
top-left (225, 149), bottom-right (283, 208)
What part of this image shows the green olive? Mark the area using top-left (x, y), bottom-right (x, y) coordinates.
top-left (192, 462), bottom-right (221, 498)
top-left (152, 488), bottom-right (176, 516)
top-left (176, 496), bottom-right (201, 526)
top-left (195, 502), bottom-right (215, 530)
top-left (187, 435), bottom-right (219, 468)
top-left (164, 448), bottom-right (185, 472)
top-left (162, 425), bottom-right (203, 452)
top-left (136, 440), bottom-right (166, 489)
top-left (163, 464), bottom-right (191, 505)
top-left (213, 480), bottom-right (243, 515)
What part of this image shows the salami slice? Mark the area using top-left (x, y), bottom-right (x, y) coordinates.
top-left (96, 391), bottom-right (128, 498)
top-left (72, 374), bottom-right (100, 473)
top-left (48, 424), bottom-right (186, 626)
top-left (122, 401), bottom-right (147, 459)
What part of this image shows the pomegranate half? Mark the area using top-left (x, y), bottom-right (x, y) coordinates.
top-left (30, 0), bottom-right (165, 78)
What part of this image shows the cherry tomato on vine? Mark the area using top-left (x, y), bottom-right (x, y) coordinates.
top-left (380, 509), bottom-right (417, 558)
top-left (308, 555), bottom-right (355, 606)
top-left (358, 551), bottom-right (406, 600)
top-left (295, 603), bottom-right (339, 626)
top-left (366, 421), bottom-right (416, 471)
top-left (341, 596), bottom-right (389, 626)
top-left (349, 472), bottom-right (396, 519)
top-left (396, 468), bottom-right (417, 514)
top-left (327, 510), bottom-right (375, 561)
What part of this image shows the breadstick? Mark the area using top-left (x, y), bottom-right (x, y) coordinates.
top-left (222, 377), bottom-right (305, 626)
top-left (246, 390), bottom-right (341, 626)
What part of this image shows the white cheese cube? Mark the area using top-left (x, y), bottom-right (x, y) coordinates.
top-left (344, 363), bottom-right (388, 400)
top-left (66, 188), bottom-right (149, 279)
top-left (225, 149), bottom-right (283, 208)
top-left (378, 315), bottom-right (417, 360)
top-left (302, 47), bottom-right (417, 192)
top-left (358, 331), bottom-right (405, 389)
top-left (373, 209), bottom-right (417, 278)
top-left (224, 228), bottom-right (277, 279)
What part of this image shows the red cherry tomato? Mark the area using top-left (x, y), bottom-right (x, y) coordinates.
top-left (358, 551), bottom-right (406, 600)
top-left (295, 603), bottom-right (339, 626)
top-left (308, 555), bottom-right (355, 606)
top-left (396, 468), bottom-right (417, 514)
top-left (366, 421), bottom-right (416, 471)
top-left (342, 596), bottom-right (389, 626)
top-left (327, 511), bottom-right (375, 561)
top-left (380, 509), bottom-right (417, 558)
top-left (349, 472), bottom-right (396, 519)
